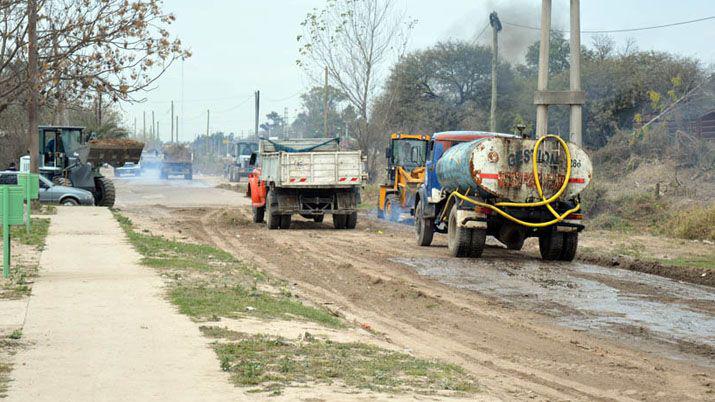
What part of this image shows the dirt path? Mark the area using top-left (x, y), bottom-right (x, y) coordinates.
top-left (7, 207), bottom-right (237, 402)
top-left (117, 177), bottom-right (715, 401)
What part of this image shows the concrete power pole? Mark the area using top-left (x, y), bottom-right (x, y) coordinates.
top-left (170, 101), bottom-right (174, 143)
top-left (27, 0), bottom-right (39, 172)
top-left (489, 12), bottom-right (502, 133)
top-left (151, 111), bottom-right (155, 140)
top-left (535, 0), bottom-right (551, 138)
top-left (323, 66), bottom-right (329, 138)
top-left (254, 91), bottom-right (260, 137)
top-left (142, 111), bottom-right (146, 140)
top-left (534, 0), bottom-right (585, 142)
top-left (569, 0), bottom-right (583, 146)
top-left (206, 110), bottom-right (210, 137)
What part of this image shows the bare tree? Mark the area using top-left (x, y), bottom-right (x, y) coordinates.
top-left (297, 0), bottom-right (414, 179)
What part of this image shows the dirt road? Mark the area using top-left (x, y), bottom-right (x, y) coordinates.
top-left (117, 176), bottom-right (715, 401)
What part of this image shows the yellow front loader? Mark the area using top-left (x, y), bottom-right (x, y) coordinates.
top-left (377, 133), bottom-right (430, 222)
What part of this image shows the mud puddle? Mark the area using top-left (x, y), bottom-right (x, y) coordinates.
top-left (393, 256), bottom-right (715, 367)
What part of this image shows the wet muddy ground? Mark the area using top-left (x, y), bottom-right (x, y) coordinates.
top-left (394, 254), bottom-right (715, 366)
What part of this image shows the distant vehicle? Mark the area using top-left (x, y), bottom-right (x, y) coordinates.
top-left (161, 144), bottom-right (193, 180)
top-left (226, 140), bottom-right (259, 182)
top-left (114, 162), bottom-right (141, 177)
top-left (140, 148), bottom-right (162, 172)
top-left (0, 171), bottom-right (95, 206)
top-left (247, 138), bottom-right (365, 229)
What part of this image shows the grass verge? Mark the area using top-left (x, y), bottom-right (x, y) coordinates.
top-left (201, 326), bottom-right (478, 396)
top-left (114, 212), bottom-right (341, 327)
top-left (0, 218), bottom-right (50, 300)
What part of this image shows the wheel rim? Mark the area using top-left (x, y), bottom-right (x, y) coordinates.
top-left (448, 208), bottom-right (456, 248)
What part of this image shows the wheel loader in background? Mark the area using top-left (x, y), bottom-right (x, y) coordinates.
top-left (377, 133), bottom-right (430, 222)
top-left (38, 126), bottom-right (144, 207)
top-left (226, 139), bottom-right (259, 182)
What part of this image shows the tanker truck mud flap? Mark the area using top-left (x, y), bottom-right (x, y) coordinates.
top-left (455, 209), bottom-right (487, 229)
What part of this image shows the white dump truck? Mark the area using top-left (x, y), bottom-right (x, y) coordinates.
top-left (247, 138), bottom-right (366, 229)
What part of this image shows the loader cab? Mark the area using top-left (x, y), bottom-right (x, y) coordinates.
top-left (38, 126), bottom-right (86, 177)
top-left (385, 133), bottom-right (429, 182)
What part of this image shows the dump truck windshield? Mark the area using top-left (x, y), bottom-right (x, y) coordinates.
top-left (393, 139), bottom-right (426, 168)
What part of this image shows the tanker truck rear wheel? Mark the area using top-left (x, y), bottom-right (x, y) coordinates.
top-left (539, 231), bottom-right (568, 261)
top-left (469, 228), bottom-right (486, 258)
top-left (559, 232), bottom-right (578, 261)
top-left (448, 205), bottom-right (472, 258)
top-left (415, 200), bottom-right (434, 247)
top-left (94, 177), bottom-right (116, 208)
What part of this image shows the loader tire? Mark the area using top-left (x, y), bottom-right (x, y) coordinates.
top-left (266, 191), bottom-right (280, 230)
top-left (252, 206), bottom-right (265, 223)
top-left (345, 212), bottom-right (358, 229)
top-left (94, 176), bottom-right (116, 208)
top-left (280, 214), bottom-right (292, 229)
top-left (415, 200), bottom-right (434, 247)
top-left (448, 205), bottom-right (472, 258)
top-left (539, 231), bottom-right (564, 261)
top-left (332, 214), bottom-right (347, 229)
top-left (559, 232), bottom-right (578, 261)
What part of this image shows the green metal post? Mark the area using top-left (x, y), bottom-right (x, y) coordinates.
top-left (25, 177), bottom-right (31, 234)
top-left (2, 186), bottom-right (10, 278)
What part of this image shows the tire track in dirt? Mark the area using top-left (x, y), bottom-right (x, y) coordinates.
top-left (153, 205), bottom-right (711, 401)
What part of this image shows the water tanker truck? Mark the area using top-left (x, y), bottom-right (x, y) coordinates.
top-left (414, 131), bottom-right (592, 260)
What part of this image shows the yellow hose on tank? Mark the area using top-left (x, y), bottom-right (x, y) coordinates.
top-left (450, 134), bottom-right (581, 228)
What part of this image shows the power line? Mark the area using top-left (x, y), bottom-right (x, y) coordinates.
top-left (473, 21), bottom-right (490, 42)
top-left (502, 15), bottom-right (715, 34)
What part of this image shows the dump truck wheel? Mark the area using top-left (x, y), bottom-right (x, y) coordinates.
top-left (448, 205), bottom-right (472, 258)
top-left (266, 191), bottom-right (280, 230)
top-left (415, 200), bottom-right (434, 247)
top-left (52, 176), bottom-right (72, 187)
top-left (280, 214), bottom-right (292, 229)
top-left (470, 229), bottom-right (487, 258)
top-left (313, 215), bottom-right (324, 223)
top-left (345, 212), bottom-right (358, 229)
top-left (332, 214), bottom-right (347, 229)
top-left (252, 206), bottom-right (265, 223)
top-left (94, 177), bottom-right (116, 207)
top-left (539, 231), bottom-right (564, 260)
top-left (559, 232), bottom-right (578, 261)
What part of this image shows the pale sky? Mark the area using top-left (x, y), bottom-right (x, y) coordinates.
top-left (119, 0), bottom-right (715, 141)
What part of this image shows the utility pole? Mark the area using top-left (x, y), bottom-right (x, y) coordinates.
top-left (323, 66), bottom-right (329, 138)
top-left (489, 12), bottom-right (502, 133)
top-left (27, 0), bottom-right (38, 172)
top-left (254, 90), bottom-right (260, 137)
top-left (176, 115), bottom-right (179, 142)
top-left (133, 117), bottom-right (137, 138)
top-left (170, 101), bottom-right (175, 143)
top-left (97, 91), bottom-right (103, 126)
top-left (156, 121), bottom-right (160, 140)
top-left (206, 109), bottom-right (210, 137)
top-left (283, 107), bottom-right (289, 139)
top-left (535, 0), bottom-right (551, 138)
top-left (569, 0), bottom-right (583, 146)
top-left (151, 111), bottom-right (155, 140)
top-left (533, 0), bottom-right (585, 141)
top-left (143, 111), bottom-right (146, 140)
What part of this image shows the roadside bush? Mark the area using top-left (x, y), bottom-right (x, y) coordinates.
top-left (668, 204), bottom-right (715, 241)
